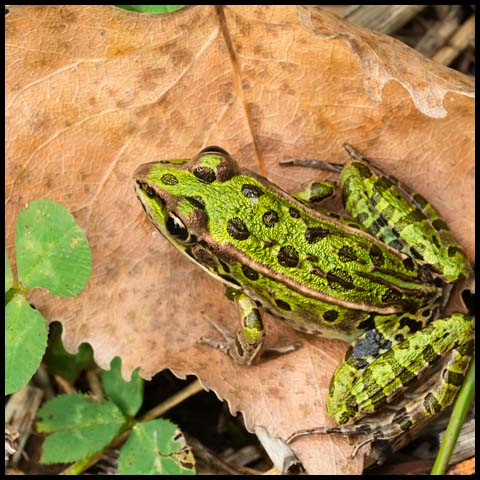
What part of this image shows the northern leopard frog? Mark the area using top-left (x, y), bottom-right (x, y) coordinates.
top-left (133, 144), bottom-right (473, 454)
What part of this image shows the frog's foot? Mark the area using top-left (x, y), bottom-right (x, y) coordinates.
top-left (287, 423), bottom-right (380, 458)
top-left (199, 299), bottom-right (266, 366)
top-left (279, 158), bottom-right (343, 173)
top-left (199, 316), bottom-right (234, 356)
top-left (260, 341), bottom-right (303, 361)
top-left (200, 311), bottom-right (301, 365)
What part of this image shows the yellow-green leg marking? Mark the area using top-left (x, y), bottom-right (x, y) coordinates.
top-left (288, 314), bottom-right (474, 452)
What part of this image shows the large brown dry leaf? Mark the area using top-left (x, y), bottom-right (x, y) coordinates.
top-left (5, 5), bottom-right (474, 474)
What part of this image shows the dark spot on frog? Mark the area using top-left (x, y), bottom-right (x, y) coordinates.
top-left (264, 239), bottom-right (277, 247)
top-left (275, 298), bottom-right (292, 311)
top-left (398, 316), bottom-right (423, 333)
top-left (431, 236), bottom-right (440, 249)
top-left (352, 329), bottom-right (392, 359)
top-left (381, 288), bottom-right (402, 303)
top-left (219, 274), bottom-right (241, 287)
top-left (369, 217), bottom-right (387, 235)
top-left (241, 184), bottom-right (264, 198)
top-left (327, 268), bottom-right (355, 290)
top-left (402, 257), bottom-right (415, 271)
top-left (323, 310), bottom-right (338, 322)
top-left (432, 219), bottom-right (449, 231)
top-left (262, 210), bottom-right (279, 227)
top-left (193, 166), bottom-right (216, 184)
top-left (161, 173), bottom-right (178, 185)
top-left (358, 314), bottom-right (376, 331)
top-left (186, 196), bottom-right (205, 210)
top-left (289, 207), bottom-right (301, 218)
top-left (305, 227), bottom-right (329, 244)
top-left (447, 246), bottom-right (461, 257)
top-left (442, 368), bottom-right (463, 387)
top-left (352, 161), bottom-right (373, 179)
top-left (369, 244), bottom-right (385, 267)
top-left (338, 245), bottom-right (358, 263)
top-left (242, 264), bottom-right (259, 281)
top-left (413, 193), bottom-right (429, 210)
top-left (423, 392), bottom-right (442, 414)
top-left (422, 344), bottom-right (439, 364)
top-left (388, 239), bottom-right (404, 251)
top-left (410, 246), bottom-right (425, 261)
top-left (219, 260), bottom-right (230, 273)
top-left (227, 217), bottom-right (250, 240)
top-left (277, 245), bottom-right (299, 268)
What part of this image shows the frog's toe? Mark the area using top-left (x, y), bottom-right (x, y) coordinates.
top-left (198, 335), bottom-right (231, 355)
top-left (261, 341), bottom-right (303, 360)
top-left (203, 316), bottom-right (235, 342)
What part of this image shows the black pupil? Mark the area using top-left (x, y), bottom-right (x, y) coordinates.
top-left (199, 145), bottom-right (229, 156)
top-left (166, 214), bottom-right (188, 241)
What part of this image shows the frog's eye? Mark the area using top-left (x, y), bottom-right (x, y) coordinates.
top-left (193, 146), bottom-right (238, 183)
top-left (199, 146), bottom-right (230, 156)
top-left (166, 212), bottom-right (189, 242)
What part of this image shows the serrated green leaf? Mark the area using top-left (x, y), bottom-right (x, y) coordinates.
top-left (44, 322), bottom-right (94, 382)
top-left (100, 357), bottom-right (144, 417)
top-left (116, 5), bottom-right (185, 14)
top-left (5, 295), bottom-right (48, 394)
top-left (15, 199), bottom-right (92, 297)
top-left (37, 394), bottom-right (126, 464)
top-left (5, 251), bottom-right (13, 293)
top-left (118, 419), bottom-right (195, 475)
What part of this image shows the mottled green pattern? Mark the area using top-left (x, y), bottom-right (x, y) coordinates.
top-left (134, 145), bottom-right (473, 448)
top-left (145, 166), bottom-right (440, 312)
top-left (340, 162), bottom-right (470, 282)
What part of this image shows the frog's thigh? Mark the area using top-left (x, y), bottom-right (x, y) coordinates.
top-left (326, 313), bottom-right (420, 425)
top-left (329, 314), bottom-right (473, 431)
top-left (374, 340), bottom-right (473, 441)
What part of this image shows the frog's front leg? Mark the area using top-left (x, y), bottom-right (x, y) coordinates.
top-left (201, 292), bottom-right (301, 366)
top-left (201, 293), bottom-right (265, 365)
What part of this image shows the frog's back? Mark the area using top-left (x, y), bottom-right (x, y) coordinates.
top-left (197, 171), bottom-right (442, 314)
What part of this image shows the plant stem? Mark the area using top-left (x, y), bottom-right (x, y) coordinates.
top-left (431, 353), bottom-right (475, 474)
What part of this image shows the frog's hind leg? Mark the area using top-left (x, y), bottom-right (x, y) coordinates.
top-left (288, 314), bottom-right (473, 456)
top-left (324, 312), bottom-right (432, 427)
top-left (340, 145), bottom-right (470, 283)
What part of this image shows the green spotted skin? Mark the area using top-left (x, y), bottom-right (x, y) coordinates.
top-left (328, 313), bottom-right (473, 426)
top-left (341, 159), bottom-right (470, 283)
top-left (134, 145), bottom-right (473, 449)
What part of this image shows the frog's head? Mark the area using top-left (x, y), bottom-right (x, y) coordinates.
top-left (134, 146), bottom-right (239, 250)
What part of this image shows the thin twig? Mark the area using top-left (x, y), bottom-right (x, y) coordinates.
top-left (415, 6), bottom-right (460, 57)
top-left (53, 374), bottom-right (75, 394)
top-left (86, 370), bottom-right (103, 400)
top-left (140, 379), bottom-right (204, 422)
top-left (432, 15), bottom-right (475, 65)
